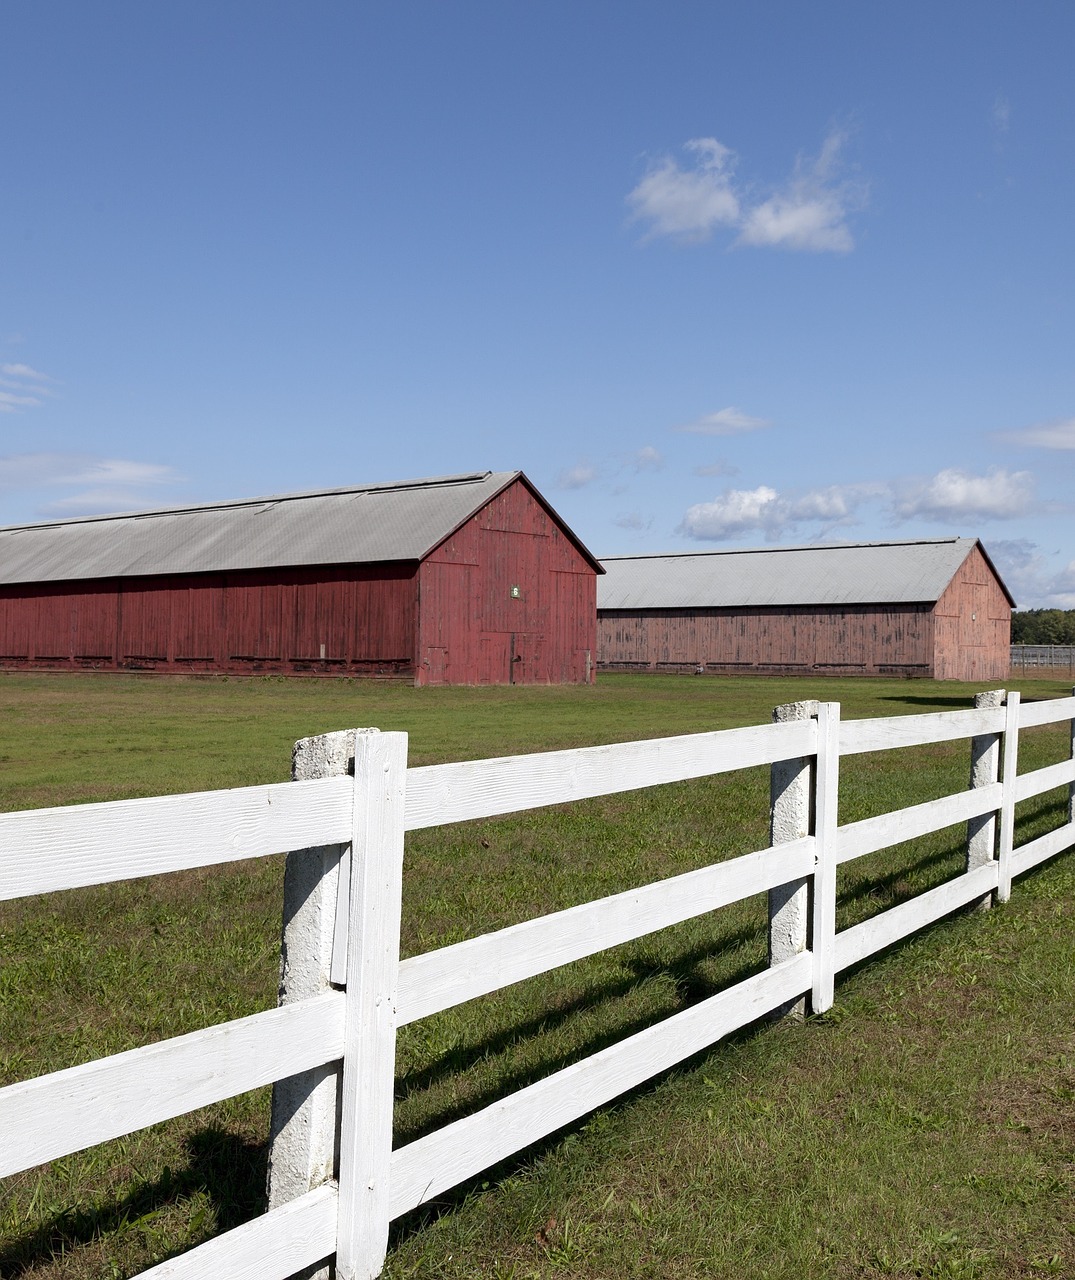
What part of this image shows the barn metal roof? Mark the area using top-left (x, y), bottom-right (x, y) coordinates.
top-left (598, 539), bottom-right (1015, 609)
top-left (0, 471), bottom-right (555, 584)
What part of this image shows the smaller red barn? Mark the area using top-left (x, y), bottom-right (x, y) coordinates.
top-left (597, 538), bottom-right (1014, 681)
top-left (0, 471), bottom-right (601, 685)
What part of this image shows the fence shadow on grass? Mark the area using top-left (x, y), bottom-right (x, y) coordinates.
top-left (878, 694), bottom-right (983, 709)
top-left (0, 1128), bottom-right (266, 1279)
top-left (395, 824), bottom-right (1025, 1147)
top-left (394, 926), bottom-right (766, 1147)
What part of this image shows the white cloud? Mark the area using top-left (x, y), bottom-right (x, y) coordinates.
top-left (626, 138), bottom-right (740, 243)
top-left (629, 129), bottom-right (862, 253)
top-left (993, 95), bottom-right (1011, 136)
top-left (737, 130), bottom-right (860, 253)
top-left (679, 479), bottom-right (880, 541)
top-left (892, 467), bottom-right (1035, 522)
top-left (996, 416), bottom-right (1075, 450)
top-left (786, 486), bottom-right (855, 521)
top-left (679, 485), bottom-right (783, 540)
top-left (675, 406), bottom-right (772, 436)
top-left (557, 462), bottom-right (598, 490)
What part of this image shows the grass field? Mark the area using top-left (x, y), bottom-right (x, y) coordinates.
top-left (0, 670), bottom-right (1073, 1279)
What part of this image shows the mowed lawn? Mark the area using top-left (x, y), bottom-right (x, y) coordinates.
top-left (1, 670), bottom-right (1073, 1279)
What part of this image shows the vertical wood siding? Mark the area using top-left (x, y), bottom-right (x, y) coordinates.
top-left (931, 545), bottom-right (1012, 681)
top-left (417, 479), bottom-right (597, 685)
top-left (597, 603), bottom-right (937, 676)
top-left (0, 565), bottom-right (418, 677)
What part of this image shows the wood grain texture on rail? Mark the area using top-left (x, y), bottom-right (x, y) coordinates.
top-left (404, 718), bottom-right (816, 829)
top-left (0, 775), bottom-right (353, 900)
top-left (0, 993), bottom-right (345, 1178)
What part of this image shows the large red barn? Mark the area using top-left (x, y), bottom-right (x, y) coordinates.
top-left (0, 471), bottom-right (601, 685)
top-left (598, 538), bottom-right (1014, 681)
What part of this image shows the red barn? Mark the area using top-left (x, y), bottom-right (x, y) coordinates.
top-left (598, 538), bottom-right (1014, 681)
top-left (0, 471), bottom-right (601, 685)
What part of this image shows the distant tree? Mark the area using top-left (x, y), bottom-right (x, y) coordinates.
top-left (1011, 609), bottom-right (1075, 644)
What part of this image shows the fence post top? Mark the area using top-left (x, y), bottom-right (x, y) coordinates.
top-left (973, 689), bottom-right (1006, 709)
top-left (292, 728), bottom-right (382, 781)
top-left (772, 699), bottom-right (820, 723)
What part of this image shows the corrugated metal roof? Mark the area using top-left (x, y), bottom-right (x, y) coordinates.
top-left (0, 471), bottom-right (525, 584)
top-left (598, 539), bottom-right (1012, 609)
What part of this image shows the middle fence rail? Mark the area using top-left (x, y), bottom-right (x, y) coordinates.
top-left (0, 689), bottom-right (1073, 1279)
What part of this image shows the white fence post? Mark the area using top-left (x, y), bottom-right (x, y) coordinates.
top-left (967, 688), bottom-right (1005, 911)
top-left (1069, 687), bottom-right (1075, 828)
top-left (811, 702), bottom-right (841, 1015)
top-left (997, 692), bottom-right (1021, 902)
top-left (336, 729), bottom-right (409, 1280)
top-left (768, 699), bottom-right (819, 1021)
top-left (267, 729), bottom-right (364, 1280)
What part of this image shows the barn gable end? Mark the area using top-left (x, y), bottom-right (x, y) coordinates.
top-left (931, 542), bottom-right (1013, 681)
top-left (416, 476), bottom-right (599, 685)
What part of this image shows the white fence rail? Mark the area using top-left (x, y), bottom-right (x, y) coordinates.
top-left (1, 689), bottom-right (1074, 1279)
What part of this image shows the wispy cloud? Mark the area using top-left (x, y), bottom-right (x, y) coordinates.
top-left (986, 538), bottom-right (1075, 609)
top-left (0, 363), bottom-right (55, 413)
top-left (995, 416), bottom-right (1075, 450)
top-left (556, 462), bottom-right (599, 490)
top-left (993, 95), bottom-right (1011, 137)
top-left (737, 130), bottom-right (861, 253)
top-left (626, 138), bottom-right (740, 244)
top-left (0, 453), bottom-right (183, 519)
top-left (632, 445), bottom-right (663, 472)
top-left (629, 129), bottom-right (863, 253)
top-left (614, 511), bottom-right (653, 532)
top-left (675, 406), bottom-right (772, 436)
top-left (693, 460), bottom-right (740, 478)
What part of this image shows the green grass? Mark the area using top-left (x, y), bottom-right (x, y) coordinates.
top-left (0, 671), bottom-right (1073, 1278)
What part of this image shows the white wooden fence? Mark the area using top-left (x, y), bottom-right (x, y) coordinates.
top-left (1, 690), bottom-right (1073, 1279)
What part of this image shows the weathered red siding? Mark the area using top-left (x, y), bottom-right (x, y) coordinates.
top-left (0, 564), bottom-right (417, 676)
top-left (931, 545), bottom-right (1011, 681)
top-left (598, 603), bottom-right (936, 676)
top-left (416, 480), bottom-right (597, 685)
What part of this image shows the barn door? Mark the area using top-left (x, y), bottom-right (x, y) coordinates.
top-left (479, 633), bottom-right (511, 684)
top-left (425, 646), bottom-right (448, 684)
top-left (510, 633), bottom-right (544, 684)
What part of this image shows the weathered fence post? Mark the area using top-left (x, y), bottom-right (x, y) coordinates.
top-left (768, 699), bottom-right (819, 1021)
top-left (267, 729), bottom-right (369, 1280)
top-left (335, 729), bottom-right (408, 1280)
top-left (967, 688), bottom-right (1005, 911)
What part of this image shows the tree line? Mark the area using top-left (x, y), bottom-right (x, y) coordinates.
top-left (1011, 609), bottom-right (1075, 645)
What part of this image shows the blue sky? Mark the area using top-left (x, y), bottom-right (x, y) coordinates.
top-left (3, 2), bottom-right (1074, 607)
